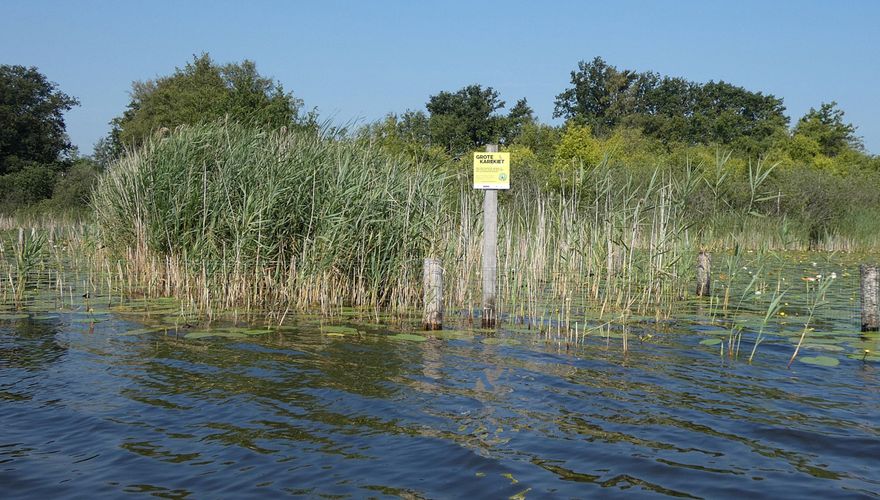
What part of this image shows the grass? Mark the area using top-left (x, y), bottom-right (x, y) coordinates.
top-left (92, 122), bottom-right (449, 318)
top-left (0, 120), bottom-right (866, 364)
top-left (85, 122), bottom-right (877, 326)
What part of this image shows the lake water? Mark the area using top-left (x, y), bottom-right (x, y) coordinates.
top-left (1, 255), bottom-right (879, 498)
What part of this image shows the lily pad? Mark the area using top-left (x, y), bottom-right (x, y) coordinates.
top-left (227, 327), bottom-right (272, 336)
top-left (184, 330), bottom-right (248, 340)
top-left (847, 352), bottom-right (880, 363)
top-left (802, 344), bottom-right (845, 352)
top-left (699, 338), bottom-right (723, 346)
top-left (389, 333), bottom-right (427, 342)
top-left (117, 326), bottom-right (172, 336)
top-left (0, 313), bottom-right (30, 320)
top-left (799, 356), bottom-right (840, 367)
top-left (320, 326), bottom-right (358, 335)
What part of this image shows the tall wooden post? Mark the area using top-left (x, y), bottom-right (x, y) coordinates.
top-left (423, 258), bottom-right (443, 330)
top-left (861, 264), bottom-right (879, 332)
top-left (696, 251), bottom-right (711, 297)
top-left (482, 144), bottom-right (498, 327)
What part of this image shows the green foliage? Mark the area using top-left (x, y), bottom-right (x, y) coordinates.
top-left (0, 65), bottom-right (80, 210)
top-left (0, 162), bottom-right (59, 208)
top-left (109, 53), bottom-right (309, 150)
top-left (554, 56), bottom-right (644, 134)
top-left (358, 112), bottom-right (448, 164)
top-left (792, 102), bottom-right (862, 157)
top-left (0, 65), bottom-right (79, 174)
top-left (554, 57), bottom-right (789, 153)
top-left (425, 84), bottom-right (533, 155)
top-left (553, 124), bottom-right (604, 173)
top-left (92, 122), bottom-right (449, 305)
top-left (49, 159), bottom-right (101, 208)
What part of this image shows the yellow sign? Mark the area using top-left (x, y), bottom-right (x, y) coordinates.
top-left (473, 152), bottom-right (510, 190)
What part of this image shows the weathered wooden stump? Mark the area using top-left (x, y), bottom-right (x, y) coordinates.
top-left (423, 258), bottom-right (443, 330)
top-left (696, 251), bottom-right (711, 297)
top-left (861, 264), bottom-right (879, 332)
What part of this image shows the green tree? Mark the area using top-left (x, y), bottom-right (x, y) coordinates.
top-left (425, 85), bottom-right (533, 155)
top-left (49, 158), bottom-right (101, 208)
top-left (689, 81), bottom-right (788, 153)
top-left (426, 84), bottom-right (505, 155)
top-left (553, 57), bottom-right (640, 134)
top-left (0, 65), bottom-right (79, 208)
top-left (109, 53), bottom-right (308, 149)
top-left (0, 65), bottom-right (79, 175)
top-left (503, 98), bottom-right (535, 144)
top-left (792, 101), bottom-right (862, 157)
top-left (554, 57), bottom-right (789, 153)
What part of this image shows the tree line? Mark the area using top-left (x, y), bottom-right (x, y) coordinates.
top-left (0, 54), bottom-right (875, 213)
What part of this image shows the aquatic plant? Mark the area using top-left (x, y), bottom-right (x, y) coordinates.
top-left (93, 122), bottom-right (449, 317)
top-left (787, 275), bottom-right (833, 368)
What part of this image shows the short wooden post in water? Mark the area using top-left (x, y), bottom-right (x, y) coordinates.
top-left (861, 264), bottom-right (879, 332)
top-left (696, 251), bottom-right (711, 297)
top-left (423, 258), bottom-right (443, 330)
top-left (482, 144), bottom-right (499, 328)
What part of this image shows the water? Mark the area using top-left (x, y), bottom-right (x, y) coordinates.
top-left (2, 258), bottom-right (880, 498)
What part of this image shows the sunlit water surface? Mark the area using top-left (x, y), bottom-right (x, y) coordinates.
top-left (2, 256), bottom-right (879, 498)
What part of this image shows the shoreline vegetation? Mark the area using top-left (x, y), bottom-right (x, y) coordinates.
top-left (2, 56), bottom-right (878, 342)
top-left (1, 122), bottom-right (874, 334)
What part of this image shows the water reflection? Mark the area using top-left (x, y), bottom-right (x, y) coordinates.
top-left (0, 264), bottom-right (879, 497)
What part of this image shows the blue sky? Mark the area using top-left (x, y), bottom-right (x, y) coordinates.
top-left (3, 0), bottom-right (879, 154)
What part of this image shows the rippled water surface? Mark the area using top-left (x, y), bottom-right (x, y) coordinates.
top-left (2, 258), bottom-right (880, 498)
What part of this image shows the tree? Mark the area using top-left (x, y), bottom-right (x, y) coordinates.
top-left (553, 57), bottom-right (789, 153)
top-left (0, 65), bottom-right (79, 175)
top-left (503, 98), bottom-right (535, 144)
top-left (109, 53), bottom-right (307, 150)
top-left (689, 81), bottom-right (788, 153)
top-left (0, 65), bottom-right (79, 208)
top-left (426, 84), bottom-right (505, 155)
top-left (553, 57), bottom-right (640, 134)
top-left (793, 102), bottom-right (862, 157)
top-left (425, 84), bottom-right (532, 155)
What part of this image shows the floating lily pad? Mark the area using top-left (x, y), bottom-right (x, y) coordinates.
top-left (848, 352), bottom-right (880, 363)
top-left (0, 313), bottom-right (30, 320)
top-left (184, 330), bottom-right (247, 340)
top-left (117, 326), bottom-right (171, 336)
top-left (389, 333), bottom-right (427, 342)
top-left (699, 338), bottom-right (723, 346)
top-left (320, 326), bottom-right (358, 335)
top-left (799, 356), bottom-right (840, 367)
top-left (227, 327), bottom-right (271, 336)
top-left (802, 344), bottom-right (845, 352)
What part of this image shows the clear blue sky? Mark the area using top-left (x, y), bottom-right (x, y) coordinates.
top-left (3, 0), bottom-right (879, 154)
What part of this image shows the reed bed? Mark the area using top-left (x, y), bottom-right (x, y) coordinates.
top-left (92, 123), bottom-right (449, 318)
top-left (76, 122), bottom-right (875, 327)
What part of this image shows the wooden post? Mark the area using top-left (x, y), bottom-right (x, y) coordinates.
top-left (861, 264), bottom-right (879, 332)
top-left (482, 144), bottom-right (498, 328)
top-left (696, 251), bottom-right (711, 297)
top-left (423, 258), bottom-right (443, 330)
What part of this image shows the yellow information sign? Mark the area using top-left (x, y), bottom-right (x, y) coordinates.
top-left (473, 152), bottom-right (510, 190)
